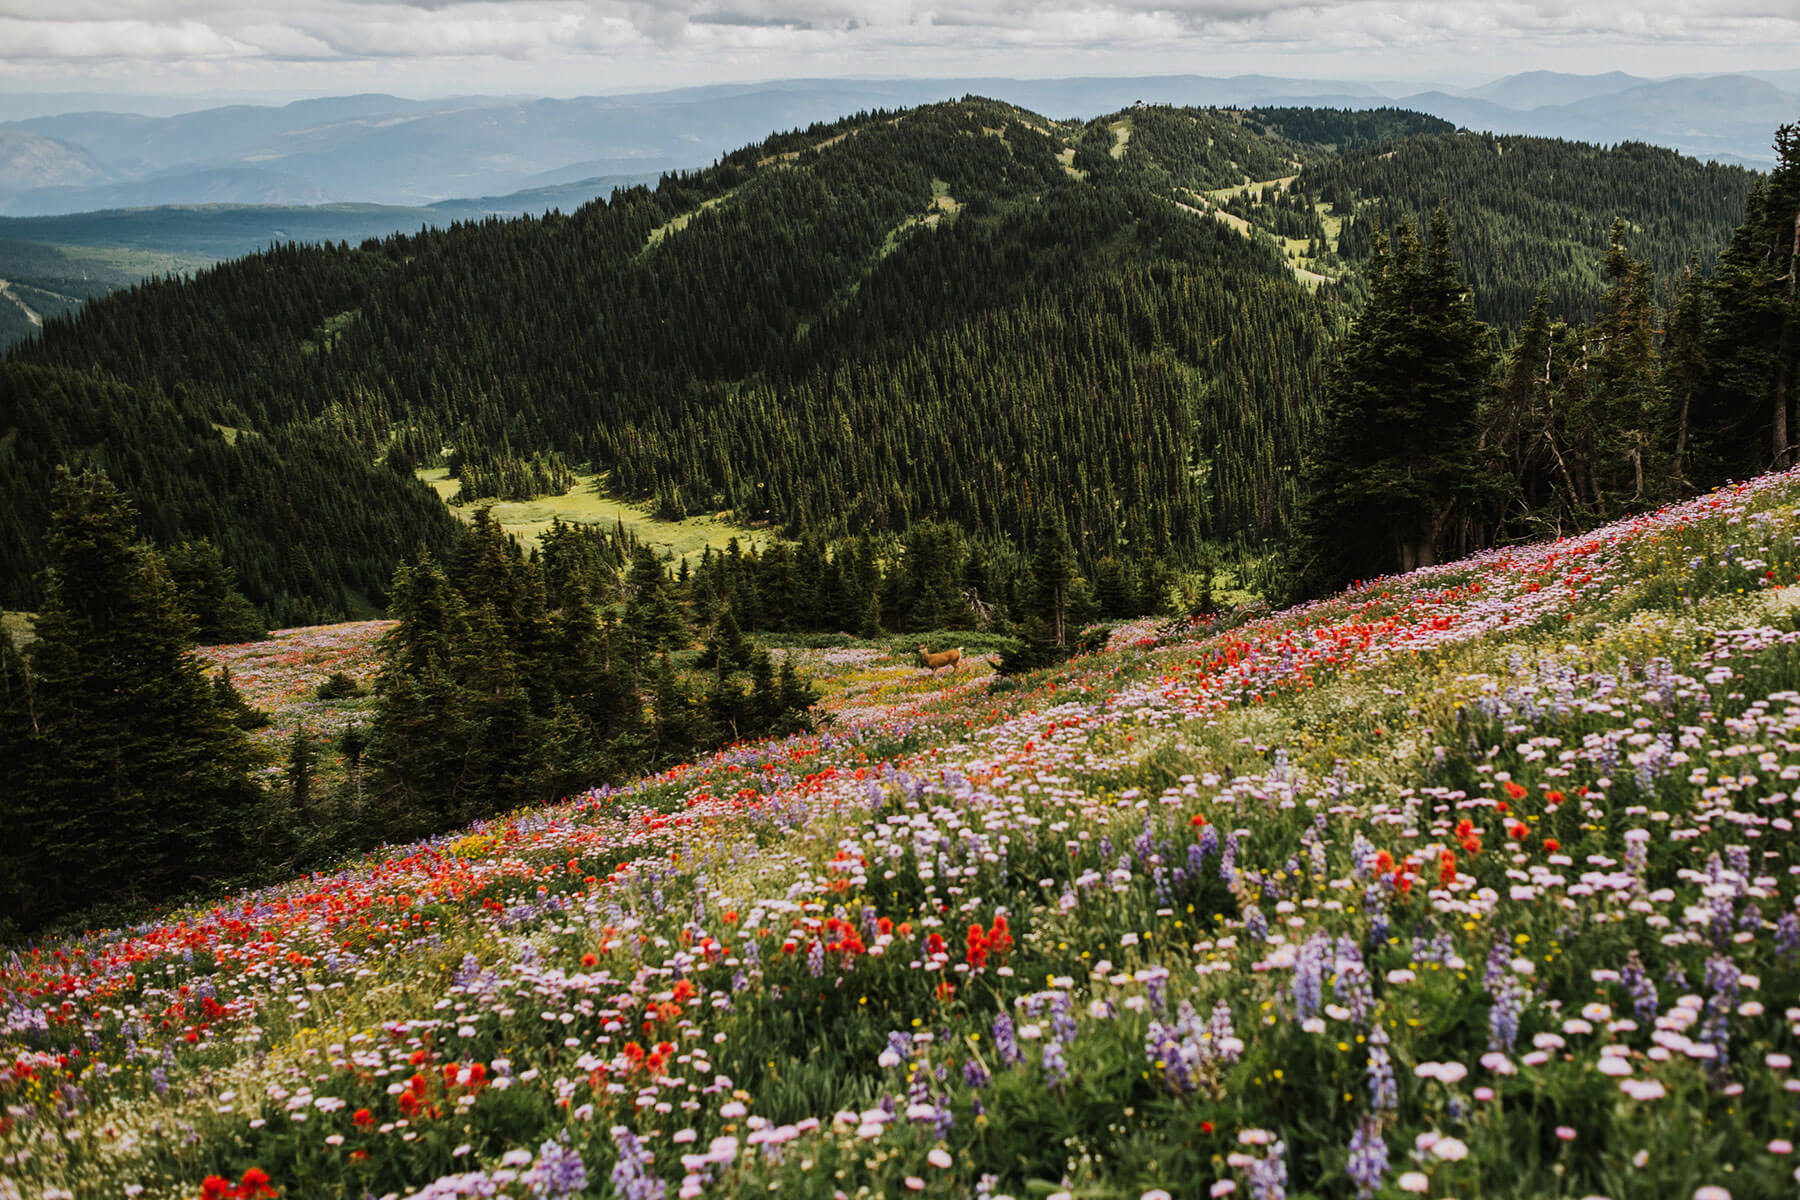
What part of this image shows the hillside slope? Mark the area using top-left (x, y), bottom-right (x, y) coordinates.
top-left (6, 467), bottom-right (1800, 1198)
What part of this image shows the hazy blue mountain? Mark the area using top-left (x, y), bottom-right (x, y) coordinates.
top-left (0, 168), bottom-right (331, 217)
top-left (1395, 74), bottom-right (1799, 163)
top-left (1, 70), bottom-right (1793, 218)
top-left (1462, 70), bottom-right (1646, 108)
top-left (0, 129), bottom-right (113, 192)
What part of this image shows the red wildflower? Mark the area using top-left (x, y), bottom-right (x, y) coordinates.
top-left (1503, 780), bottom-right (1528, 801)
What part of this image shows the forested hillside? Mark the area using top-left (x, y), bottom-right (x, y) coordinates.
top-left (0, 98), bottom-right (1770, 621)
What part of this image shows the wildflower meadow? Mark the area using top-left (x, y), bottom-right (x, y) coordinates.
top-left (10, 468), bottom-right (1800, 1200)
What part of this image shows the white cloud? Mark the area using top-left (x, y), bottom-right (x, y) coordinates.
top-left (0, 0), bottom-right (1794, 93)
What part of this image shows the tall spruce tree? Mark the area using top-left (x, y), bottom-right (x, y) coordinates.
top-left (1697, 123), bottom-right (1800, 475)
top-left (1029, 511), bottom-right (1075, 647)
top-left (1290, 209), bottom-right (1493, 596)
top-left (164, 539), bottom-right (266, 645)
top-left (8, 469), bottom-right (260, 929)
top-left (369, 553), bottom-right (471, 828)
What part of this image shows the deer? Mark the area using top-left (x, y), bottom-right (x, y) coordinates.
top-left (918, 644), bottom-right (962, 673)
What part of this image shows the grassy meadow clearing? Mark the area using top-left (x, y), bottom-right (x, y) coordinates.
top-left (416, 469), bottom-right (769, 561)
top-left (8, 470), bottom-right (1800, 1199)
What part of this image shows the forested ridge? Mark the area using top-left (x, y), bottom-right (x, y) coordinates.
top-left (0, 98), bottom-right (1774, 621)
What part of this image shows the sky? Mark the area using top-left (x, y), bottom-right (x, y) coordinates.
top-left (1, 0), bottom-right (1798, 103)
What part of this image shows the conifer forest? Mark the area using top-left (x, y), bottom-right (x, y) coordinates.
top-left (3, 98), bottom-right (1800, 1200)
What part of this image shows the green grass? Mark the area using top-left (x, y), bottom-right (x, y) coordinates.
top-left (417, 467), bottom-right (770, 560)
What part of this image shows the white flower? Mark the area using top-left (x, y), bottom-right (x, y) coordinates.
top-left (1209, 1183), bottom-right (1238, 1198)
top-left (1398, 1172), bottom-right (1430, 1193)
top-left (928, 1148), bottom-right (953, 1169)
top-left (1433, 1137), bottom-right (1469, 1162)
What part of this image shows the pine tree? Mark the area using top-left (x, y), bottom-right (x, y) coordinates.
top-left (625, 546), bottom-right (685, 662)
top-left (214, 664), bottom-right (271, 730)
top-left (288, 724), bottom-right (318, 820)
top-left (164, 539), bottom-right (265, 645)
top-left (1582, 222), bottom-right (1667, 509)
top-left (1029, 511), bottom-right (1075, 646)
top-left (1697, 123), bottom-right (1800, 475)
top-left (0, 627), bottom-right (38, 931)
top-left (15, 468), bottom-right (260, 927)
top-left (1290, 210), bottom-right (1494, 596)
top-left (369, 553), bottom-right (470, 829)
top-left (1663, 257), bottom-right (1710, 483)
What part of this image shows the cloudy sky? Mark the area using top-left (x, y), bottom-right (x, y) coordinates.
top-left (1, 0), bottom-right (1797, 101)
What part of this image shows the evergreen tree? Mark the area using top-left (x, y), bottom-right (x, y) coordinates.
top-left (1290, 211), bottom-right (1493, 596)
top-left (164, 539), bottom-right (266, 645)
top-left (625, 546), bottom-right (685, 662)
top-left (0, 627), bottom-right (38, 931)
top-left (10, 468), bottom-right (260, 928)
top-left (369, 553), bottom-right (470, 828)
top-left (213, 664), bottom-right (271, 730)
top-left (1696, 123), bottom-right (1800, 475)
top-left (1663, 257), bottom-right (1710, 483)
top-left (288, 724), bottom-right (318, 820)
top-left (1580, 222), bottom-right (1667, 509)
top-left (1029, 511), bottom-right (1075, 646)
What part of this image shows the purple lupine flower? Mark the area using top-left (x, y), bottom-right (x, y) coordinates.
top-left (807, 938), bottom-right (825, 978)
top-left (1292, 936), bottom-right (1326, 1020)
top-left (1042, 1040), bottom-right (1069, 1089)
top-left (1244, 906), bottom-right (1269, 942)
top-left (1336, 960), bottom-right (1374, 1028)
top-left (1489, 978), bottom-right (1525, 1052)
top-left (1219, 830), bottom-right (1239, 880)
top-left (993, 1013), bottom-right (1021, 1067)
top-left (1776, 911), bottom-right (1800, 964)
top-left (1210, 1000), bottom-right (1241, 1063)
top-left (1145, 1020), bottom-right (1192, 1095)
top-left (1700, 955), bottom-right (1742, 1076)
top-left (1363, 886), bottom-right (1389, 948)
top-left (1483, 937), bottom-right (1512, 991)
top-left (1199, 823), bottom-right (1219, 862)
top-left (526, 1136), bottom-right (588, 1199)
top-left (609, 1126), bottom-right (664, 1200)
top-left (1366, 1026), bottom-right (1397, 1112)
top-left (1246, 1139), bottom-right (1288, 1200)
top-left (1620, 950), bottom-right (1659, 1024)
top-left (1144, 968), bottom-right (1169, 1015)
top-left (1346, 1117), bottom-right (1388, 1200)
top-left (962, 1058), bottom-right (991, 1088)
top-left (1050, 994), bottom-right (1078, 1044)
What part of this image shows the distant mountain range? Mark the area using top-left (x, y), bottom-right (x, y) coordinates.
top-left (0, 71), bottom-right (1793, 217)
